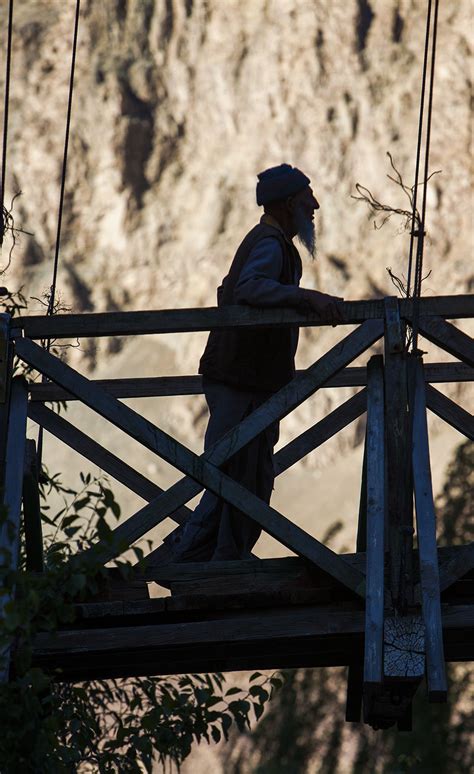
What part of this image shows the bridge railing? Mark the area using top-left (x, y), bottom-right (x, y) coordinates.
top-left (1, 293), bottom-right (473, 723)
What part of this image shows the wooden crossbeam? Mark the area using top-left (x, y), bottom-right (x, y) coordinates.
top-left (16, 335), bottom-right (373, 595)
top-left (31, 603), bottom-right (474, 682)
top-left (418, 316), bottom-right (474, 368)
top-left (27, 362), bottom-right (474, 403)
top-left (412, 358), bottom-right (448, 702)
top-left (0, 378), bottom-right (28, 682)
top-left (27, 402), bottom-right (191, 525)
top-left (426, 384), bottom-right (474, 440)
top-left (13, 295), bottom-right (474, 340)
top-left (363, 356), bottom-right (386, 695)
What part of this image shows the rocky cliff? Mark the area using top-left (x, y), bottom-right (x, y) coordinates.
top-left (2, 0), bottom-right (472, 542)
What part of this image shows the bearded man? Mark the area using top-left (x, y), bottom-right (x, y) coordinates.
top-left (166, 164), bottom-right (343, 562)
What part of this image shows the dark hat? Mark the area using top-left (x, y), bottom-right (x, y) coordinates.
top-left (256, 164), bottom-right (311, 206)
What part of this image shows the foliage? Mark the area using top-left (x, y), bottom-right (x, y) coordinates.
top-left (0, 470), bottom-right (280, 773)
top-left (222, 441), bottom-right (474, 774)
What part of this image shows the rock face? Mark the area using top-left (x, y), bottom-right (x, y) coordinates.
top-left (2, 1), bottom-right (472, 518)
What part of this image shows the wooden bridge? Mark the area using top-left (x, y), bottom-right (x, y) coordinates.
top-left (1, 294), bottom-right (473, 730)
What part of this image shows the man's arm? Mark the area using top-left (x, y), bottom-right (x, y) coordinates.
top-left (234, 238), bottom-right (302, 307)
top-left (234, 237), bottom-right (343, 322)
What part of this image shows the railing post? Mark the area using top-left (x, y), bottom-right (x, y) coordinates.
top-left (383, 297), bottom-right (414, 611)
top-left (0, 376), bottom-right (29, 682)
top-left (0, 312), bottom-right (13, 491)
top-left (362, 354), bottom-right (386, 723)
top-left (23, 439), bottom-right (44, 573)
top-left (412, 356), bottom-right (448, 702)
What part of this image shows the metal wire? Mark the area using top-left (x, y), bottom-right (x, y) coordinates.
top-left (411, 0), bottom-right (440, 353)
top-left (1, 0), bottom-right (14, 246)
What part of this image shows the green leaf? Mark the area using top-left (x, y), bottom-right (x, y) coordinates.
top-left (225, 687), bottom-right (242, 696)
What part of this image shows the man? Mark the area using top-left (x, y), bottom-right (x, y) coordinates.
top-left (166, 164), bottom-right (343, 561)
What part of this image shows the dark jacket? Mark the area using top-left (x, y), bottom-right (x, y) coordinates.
top-left (199, 221), bottom-right (302, 392)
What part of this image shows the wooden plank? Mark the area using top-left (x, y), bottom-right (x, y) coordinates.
top-left (425, 384), bottom-right (474, 440)
top-left (27, 361), bottom-right (474, 403)
top-left (438, 542), bottom-right (474, 592)
top-left (22, 439), bottom-right (44, 573)
top-left (418, 316), bottom-right (474, 368)
top-left (274, 389), bottom-right (367, 474)
top-left (14, 295), bottom-right (474, 340)
top-left (27, 402), bottom-right (191, 525)
top-left (0, 377), bottom-right (28, 681)
top-left (383, 298), bottom-right (413, 611)
top-left (412, 358), bottom-right (448, 702)
top-left (15, 336), bottom-right (372, 595)
top-left (32, 602), bottom-right (474, 660)
top-left (363, 356), bottom-right (386, 692)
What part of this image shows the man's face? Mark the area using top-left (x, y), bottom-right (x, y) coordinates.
top-left (290, 186), bottom-right (319, 258)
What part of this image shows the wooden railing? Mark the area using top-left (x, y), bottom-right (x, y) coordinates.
top-left (1, 293), bottom-right (473, 727)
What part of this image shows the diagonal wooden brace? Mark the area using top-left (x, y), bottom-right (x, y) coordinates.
top-left (418, 316), bottom-right (474, 368)
top-left (15, 329), bottom-right (382, 595)
top-left (16, 322), bottom-right (382, 565)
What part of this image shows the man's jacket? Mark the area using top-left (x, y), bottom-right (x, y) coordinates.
top-left (199, 219), bottom-right (302, 392)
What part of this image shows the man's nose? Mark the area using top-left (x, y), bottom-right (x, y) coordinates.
top-left (312, 195), bottom-right (320, 210)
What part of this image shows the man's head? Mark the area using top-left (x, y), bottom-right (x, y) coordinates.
top-left (256, 164), bottom-right (320, 258)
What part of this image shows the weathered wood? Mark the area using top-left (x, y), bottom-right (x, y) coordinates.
top-left (412, 358), bottom-right (448, 702)
top-left (363, 356), bottom-right (386, 692)
top-left (438, 542), bottom-right (474, 592)
top-left (274, 389), bottom-right (367, 474)
top-left (27, 402), bottom-right (191, 525)
top-left (418, 316), bottom-right (474, 368)
top-left (425, 384), bottom-right (474, 440)
top-left (22, 439), bottom-right (44, 573)
top-left (384, 298), bottom-right (413, 611)
top-left (16, 322), bottom-right (382, 571)
top-left (0, 314), bottom-right (13, 492)
top-left (14, 295), bottom-right (473, 340)
top-left (383, 616), bottom-right (425, 679)
top-left (0, 377), bottom-right (28, 682)
top-left (27, 361), bottom-right (474, 403)
top-left (31, 602), bottom-right (474, 683)
top-left (15, 336), bottom-right (372, 596)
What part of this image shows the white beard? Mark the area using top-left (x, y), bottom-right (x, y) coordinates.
top-left (294, 204), bottom-right (317, 259)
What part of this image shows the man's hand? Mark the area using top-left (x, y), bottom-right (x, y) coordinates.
top-left (297, 289), bottom-right (344, 324)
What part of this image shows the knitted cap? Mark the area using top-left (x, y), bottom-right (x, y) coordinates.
top-left (256, 164), bottom-right (311, 205)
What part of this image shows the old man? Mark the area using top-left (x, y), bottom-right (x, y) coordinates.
top-left (166, 164), bottom-right (343, 561)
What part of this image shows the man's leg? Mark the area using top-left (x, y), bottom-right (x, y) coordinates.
top-left (164, 379), bottom-right (260, 561)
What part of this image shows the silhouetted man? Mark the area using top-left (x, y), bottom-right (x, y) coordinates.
top-left (166, 164), bottom-right (343, 561)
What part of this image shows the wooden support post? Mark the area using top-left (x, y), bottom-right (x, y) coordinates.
top-left (383, 298), bottom-right (413, 612)
top-left (345, 422), bottom-right (370, 723)
top-left (0, 313), bottom-right (13, 491)
top-left (412, 358), bottom-right (448, 702)
top-left (22, 440), bottom-right (44, 573)
top-left (363, 355), bottom-right (386, 718)
top-left (0, 377), bottom-right (28, 681)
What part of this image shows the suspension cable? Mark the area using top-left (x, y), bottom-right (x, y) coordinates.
top-left (410, 0), bottom-right (440, 353)
top-left (405, 0), bottom-right (433, 300)
top-left (1, 0), bottom-right (14, 246)
top-left (47, 0), bottom-right (81, 323)
top-left (38, 0), bottom-right (81, 468)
